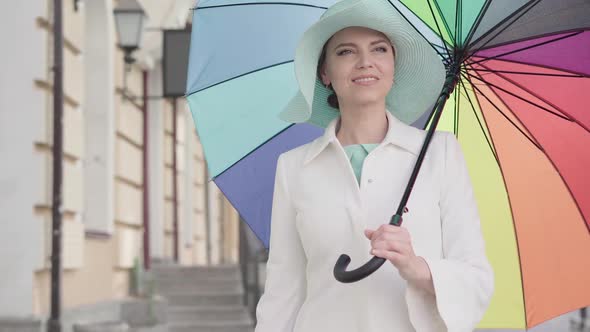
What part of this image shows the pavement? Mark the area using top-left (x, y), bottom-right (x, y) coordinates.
top-left (476, 308), bottom-right (589, 332)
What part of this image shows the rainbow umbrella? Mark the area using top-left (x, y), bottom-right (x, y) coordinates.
top-left (185, 0), bottom-right (590, 329)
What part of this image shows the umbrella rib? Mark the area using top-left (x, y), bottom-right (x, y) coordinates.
top-left (463, 0), bottom-right (491, 48)
top-left (457, 71), bottom-right (500, 163)
top-left (432, 0), bottom-right (455, 43)
top-left (467, 0), bottom-right (544, 60)
top-left (461, 71), bottom-right (543, 151)
top-left (209, 123), bottom-right (296, 182)
top-left (469, 31), bottom-right (584, 66)
top-left (193, 2), bottom-right (328, 11)
top-left (472, 68), bottom-right (583, 78)
top-left (186, 60), bottom-right (294, 97)
top-left (464, 70), bottom-right (574, 124)
top-left (465, 74), bottom-right (590, 241)
top-left (474, 27), bottom-right (590, 53)
top-left (423, 105), bottom-right (437, 131)
top-left (484, 66), bottom-right (590, 133)
top-left (386, 0), bottom-right (452, 63)
top-left (431, 44), bottom-right (449, 59)
top-left (453, 80), bottom-right (461, 138)
top-left (426, 0), bottom-right (453, 57)
top-left (453, 0), bottom-right (459, 45)
top-left (461, 71), bottom-right (530, 327)
top-left (471, 55), bottom-right (590, 79)
top-left (457, 0), bottom-right (462, 45)
top-left (476, 62), bottom-right (590, 133)
top-left (468, 0), bottom-right (539, 50)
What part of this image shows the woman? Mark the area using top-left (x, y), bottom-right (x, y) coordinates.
top-left (255, 1), bottom-right (494, 331)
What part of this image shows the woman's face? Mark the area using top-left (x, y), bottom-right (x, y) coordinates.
top-left (320, 26), bottom-right (395, 108)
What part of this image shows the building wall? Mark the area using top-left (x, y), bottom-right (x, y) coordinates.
top-left (83, 0), bottom-right (115, 237)
top-left (192, 127), bottom-right (209, 265)
top-left (0, 0), bottom-right (47, 317)
top-left (111, 45), bottom-right (144, 295)
top-left (163, 100), bottom-right (176, 259)
top-left (208, 181), bottom-right (222, 265)
top-left (147, 64), bottom-right (165, 260)
top-left (32, 0), bottom-right (146, 315)
top-left (223, 199), bottom-right (240, 264)
top-left (181, 104), bottom-right (195, 265)
top-left (34, 237), bottom-right (118, 315)
top-left (167, 103), bottom-right (242, 267)
top-left (32, 0), bottom-right (89, 315)
top-left (1, 0), bottom-right (242, 320)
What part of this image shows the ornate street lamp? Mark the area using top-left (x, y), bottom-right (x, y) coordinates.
top-left (112, 0), bottom-right (193, 269)
top-left (114, 0), bottom-right (147, 101)
top-left (114, 0), bottom-right (147, 65)
top-left (113, 0), bottom-right (153, 271)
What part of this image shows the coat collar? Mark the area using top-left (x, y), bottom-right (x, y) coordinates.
top-left (303, 110), bottom-right (425, 166)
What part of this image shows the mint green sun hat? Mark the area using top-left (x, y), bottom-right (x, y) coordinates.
top-left (278, 0), bottom-right (446, 127)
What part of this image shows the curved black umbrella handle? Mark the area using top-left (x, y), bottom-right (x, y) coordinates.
top-left (333, 254), bottom-right (388, 283)
top-left (333, 214), bottom-right (403, 283)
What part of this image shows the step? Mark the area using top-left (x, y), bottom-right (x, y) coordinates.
top-left (168, 321), bottom-right (253, 332)
top-left (168, 305), bottom-right (251, 323)
top-left (151, 265), bottom-right (241, 274)
top-left (129, 325), bottom-right (168, 332)
top-left (154, 279), bottom-right (243, 295)
top-left (165, 292), bottom-right (243, 306)
top-left (151, 266), bottom-right (242, 282)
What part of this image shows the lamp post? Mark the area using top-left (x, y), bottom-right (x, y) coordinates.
top-left (113, 0), bottom-right (152, 270)
top-left (114, 0), bottom-right (147, 99)
top-left (48, 0), bottom-right (64, 331)
top-left (114, 1), bottom-right (192, 267)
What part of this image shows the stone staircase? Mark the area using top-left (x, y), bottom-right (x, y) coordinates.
top-left (151, 264), bottom-right (254, 332)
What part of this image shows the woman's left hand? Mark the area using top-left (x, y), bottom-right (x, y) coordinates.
top-left (364, 225), bottom-right (431, 285)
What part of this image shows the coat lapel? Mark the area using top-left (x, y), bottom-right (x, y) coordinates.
top-left (303, 110), bottom-right (425, 166)
top-left (299, 111), bottom-right (428, 249)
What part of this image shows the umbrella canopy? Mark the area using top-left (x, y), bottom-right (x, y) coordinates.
top-left (185, 0), bottom-right (590, 329)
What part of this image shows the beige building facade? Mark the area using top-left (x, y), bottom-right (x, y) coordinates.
top-left (0, 0), bottom-right (240, 322)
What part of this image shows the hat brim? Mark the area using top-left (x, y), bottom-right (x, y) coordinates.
top-left (279, 0), bottom-right (446, 127)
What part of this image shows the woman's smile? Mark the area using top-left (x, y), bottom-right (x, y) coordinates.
top-left (352, 75), bottom-right (380, 86)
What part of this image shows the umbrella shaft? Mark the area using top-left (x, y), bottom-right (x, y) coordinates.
top-left (389, 63), bottom-right (461, 225)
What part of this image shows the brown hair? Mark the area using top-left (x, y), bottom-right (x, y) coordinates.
top-left (316, 35), bottom-right (396, 110)
top-left (316, 38), bottom-right (340, 109)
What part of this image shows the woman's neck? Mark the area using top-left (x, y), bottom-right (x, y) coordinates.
top-left (335, 103), bottom-right (389, 146)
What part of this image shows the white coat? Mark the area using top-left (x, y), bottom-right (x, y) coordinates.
top-left (254, 111), bottom-right (494, 332)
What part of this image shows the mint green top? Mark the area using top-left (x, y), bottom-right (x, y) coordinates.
top-left (343, 143), bottom-right (380, 185)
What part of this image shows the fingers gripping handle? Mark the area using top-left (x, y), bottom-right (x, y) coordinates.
top-left (333, 214), bottom-right (403, 283)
